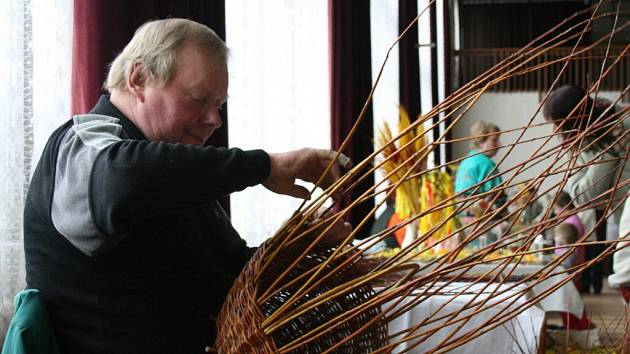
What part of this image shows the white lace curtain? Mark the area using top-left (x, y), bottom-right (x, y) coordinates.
top-left (0, 0), bottom-right (71, 341)
top-left (225, 0), bottom-right (331, 246)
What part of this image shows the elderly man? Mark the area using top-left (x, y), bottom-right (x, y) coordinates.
top-left (24, 19), bottom-right (350, 353)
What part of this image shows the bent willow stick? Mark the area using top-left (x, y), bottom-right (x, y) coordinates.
top-left (216, 3), bottom-right (630, 353)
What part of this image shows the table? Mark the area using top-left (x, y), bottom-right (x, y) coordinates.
top-left (385, 262), bottom-right (585, 353)
top-left (418, 262), bottom-right (584, 317)
top-left (497, 263), bottom-right (583, 317)
top-left (387, 282), bottom-right (546, 353)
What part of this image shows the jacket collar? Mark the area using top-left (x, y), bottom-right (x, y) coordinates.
top-left (89, 95), bottom-right (147, 140)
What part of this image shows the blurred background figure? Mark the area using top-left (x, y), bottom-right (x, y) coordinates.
top-left (543, 84), bottom-right (625, 294)
top-left (455, 121), bottom-right (506, 248)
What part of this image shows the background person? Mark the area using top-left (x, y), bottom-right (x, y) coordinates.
top-left (553, 223), bottom-right (584, 275)
top-left (455, 121), bottom-right (506, 247)
top-left (542, 84), bottom-right (626, 294)
top-left (553, 191), bottom-right (586, 290)
top-left (455, 120), bottom-right (504, 200)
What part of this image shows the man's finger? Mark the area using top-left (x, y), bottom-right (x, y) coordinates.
top-left (315, 207), bottom-right (333, 219)
top-left (326, 163), bottom-right (341, 186)
top-left (287, 184), bottom-right (311, 200)
top-left (327, 185), bottom-right (343, 202)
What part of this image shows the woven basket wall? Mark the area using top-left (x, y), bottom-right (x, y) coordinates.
top-left (216, 237), bottom-right (389, 353)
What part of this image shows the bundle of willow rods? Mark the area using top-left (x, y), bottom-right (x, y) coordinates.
top-left (217, 2), bottom-right (630, 353)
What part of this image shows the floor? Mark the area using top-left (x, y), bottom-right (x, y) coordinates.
top-left (582, 286), bottom-right (628, 348)
top-left (547, 280), bottom-right (629, 350)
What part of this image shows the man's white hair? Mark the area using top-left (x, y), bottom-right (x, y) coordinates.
top-left (104, 18), bottom-right (227, 92)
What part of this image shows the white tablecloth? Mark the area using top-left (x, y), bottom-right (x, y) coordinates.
top-left (462, 263), bottom-right (583, 316)
top-left (417, 262), bottom-right (584, 316)
top-left (387, 282), bottom-right (546, 353)
top-left (508, 263), bottom-right (583, 316)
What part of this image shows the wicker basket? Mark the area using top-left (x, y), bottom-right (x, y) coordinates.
top-left (216, 236), bottom-right (389, 353)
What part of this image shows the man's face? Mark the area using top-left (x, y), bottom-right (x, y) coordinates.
top-left (142, 43), bottom-right (228, 145)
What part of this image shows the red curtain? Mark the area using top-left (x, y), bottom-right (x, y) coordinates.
top-left (71, 0), bottom-right (129, 116)
top-left (329, 0), bottom-right (374, 239)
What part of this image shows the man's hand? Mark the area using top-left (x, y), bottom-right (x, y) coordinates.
top-left (263, 148), bottom-right (352, 201)
top-left (306, 208), bottom-right (353, 247)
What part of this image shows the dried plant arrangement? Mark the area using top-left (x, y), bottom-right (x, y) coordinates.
top-left (376, 106), bottom-right (459, 254)
top-left (376, 106), bottom-right (427, 221)
top-left (215, 2), bottom-right (630, 353)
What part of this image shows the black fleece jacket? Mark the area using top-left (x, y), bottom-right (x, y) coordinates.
top-left (24, 95), bottom-right (270, 354)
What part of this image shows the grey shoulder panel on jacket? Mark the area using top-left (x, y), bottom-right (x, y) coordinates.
top-left (51, 114), bottom-right (123, 256)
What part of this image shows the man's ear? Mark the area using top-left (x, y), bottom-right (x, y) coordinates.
top-left (127, 61), bottom-right (148, 102)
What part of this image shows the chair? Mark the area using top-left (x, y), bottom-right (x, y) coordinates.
top-left (1, 289), bottom-right (58, 354)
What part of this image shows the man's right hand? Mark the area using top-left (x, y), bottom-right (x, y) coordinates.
top-left (262, 148), bottom-right (352, 201)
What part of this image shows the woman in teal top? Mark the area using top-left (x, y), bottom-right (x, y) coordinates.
top-left (455, 121), bottom-right (504, 247)
top-left (455, 150), bottom-right (502, 195)
top-left (455, 121), bottom-right (503, 196)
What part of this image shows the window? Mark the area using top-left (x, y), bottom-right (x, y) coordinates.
top-left (0, 0), bottom-right (72, 338)
top-left (226, 1), bottom-right (330, 246)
